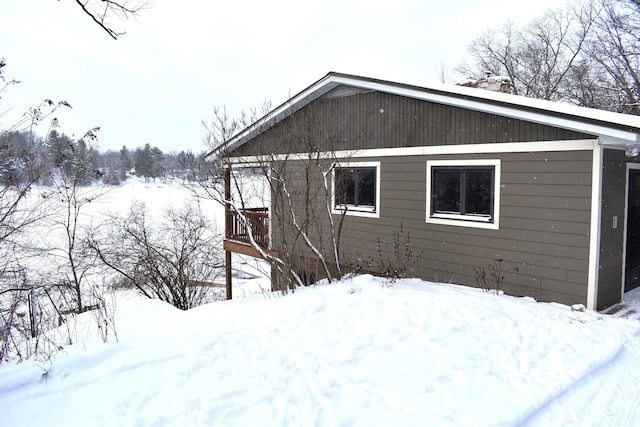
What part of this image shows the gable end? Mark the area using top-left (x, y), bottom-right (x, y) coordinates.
top-left (230, 90), bottom-right (596, 157)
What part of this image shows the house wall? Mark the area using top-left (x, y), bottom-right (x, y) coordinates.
top-left (598, 149), bottom-right (640, 309)
top-left (233, 89), bottom-right (602, 306)
top-left (382, 150), bottom-right (593, 305)
top-left (264, 149), bottom-right (595, 306)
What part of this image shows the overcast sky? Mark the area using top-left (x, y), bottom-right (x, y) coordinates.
top-left (1, 0), bottom-right (566, 153)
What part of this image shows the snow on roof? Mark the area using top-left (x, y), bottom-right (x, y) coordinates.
top-left (219, 72), bottom-right (640, 155)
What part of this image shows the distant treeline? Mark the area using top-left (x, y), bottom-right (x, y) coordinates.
top-left (0, 129), bottom-right (212, 186)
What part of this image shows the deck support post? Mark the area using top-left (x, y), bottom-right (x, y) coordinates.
top-left (224, 167), bottom-right (232, 300)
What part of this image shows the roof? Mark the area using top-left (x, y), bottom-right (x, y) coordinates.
top-left (215, 72), bottom-right (640, 156)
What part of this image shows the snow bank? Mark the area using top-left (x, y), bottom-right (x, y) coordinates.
top-left (1, 275), bottom-right (639, 426)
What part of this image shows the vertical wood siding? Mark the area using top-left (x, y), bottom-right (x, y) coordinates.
top-left (232, 90), bottom-right (594, 157)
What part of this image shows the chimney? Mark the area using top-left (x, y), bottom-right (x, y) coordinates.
top-left (456, 74), bottom-right (512, 93)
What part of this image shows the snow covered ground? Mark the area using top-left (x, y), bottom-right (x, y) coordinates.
top-left (2, 274), bottom-right (640, 426)
top-left (3, 179), bottom-right (640, 426)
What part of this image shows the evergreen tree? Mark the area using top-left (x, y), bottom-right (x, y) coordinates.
top-left (134, 144), bottom-right (153, 179)
top-left (150, 146), bottom-right (164, 180)
top-left (133, 144), bottom-right (166, 181)
top-left (119, 145), bottom-right (132, 180)
top-left (46, 130), bottom-right (75, 177)
top-left (0, 131), bottom-right (31, 186)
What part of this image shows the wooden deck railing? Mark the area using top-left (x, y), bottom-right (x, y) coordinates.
top-left (226, 207), bottom-right (269, 249)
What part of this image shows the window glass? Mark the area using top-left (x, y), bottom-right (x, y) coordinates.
top-left (464, 170), bottom-right (492, 215)
top-left (431, 166), bottom-right (494, 220)
top-left (434, 170), bottom-right (461, 213)
top-left (334, 166), bottom-right (377, 212)
top-left (357, 167), bottom-right (376, 207)
top-left (335, 168), bottom-right (355, 206)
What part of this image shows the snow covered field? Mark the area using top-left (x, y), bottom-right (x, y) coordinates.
top-left (21, 178), bottom-right (224, 284)
top-left (2, 274), bottom-right (640, 426)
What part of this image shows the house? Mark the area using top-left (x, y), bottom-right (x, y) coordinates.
top-left (214, 72), bottom-right (640, 310)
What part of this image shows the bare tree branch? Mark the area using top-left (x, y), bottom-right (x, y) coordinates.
top-left (70, 0), bottom-right (150, 40)
top-left (457, 0), bottom-right (639, 114)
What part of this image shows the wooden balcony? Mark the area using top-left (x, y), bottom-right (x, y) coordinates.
top-left (225, 207), bottom-right (270, 250)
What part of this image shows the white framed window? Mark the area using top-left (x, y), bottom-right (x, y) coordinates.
top-left (426, 159), bottom-right (500, 229)
top-left (332, 161), bottom-right (381, 218)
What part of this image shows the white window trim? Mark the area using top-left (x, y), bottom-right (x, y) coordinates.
top-left (331, 161), bottom-right (381, 218)
top-left (426, 159), bottom-right (501, 230)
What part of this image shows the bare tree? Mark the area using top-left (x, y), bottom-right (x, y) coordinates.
top-left (47, 165), bottom-right (104, 313)
top-left (435, 62), bottom-right (452, 84)
top-left (0, 60), bottom-right (120, 361)
top-left (456, 0), bottom-right (639, 114)
top-left (201, 102), bottom-right (353, 295)
top-left (1, 60), bottom-right (71, 141)
top-left (457, 3), bottom-right (595, 102)
top-left (71, 0), bottom-right (150, 40)
top-left (586, 0), bottom-right (640, 113)
top-left (199, 103), bottom-right (272, 185)
top-left (89, 201), bottom-right (224, 310)
top-left (0, 58), bottom-right (18, 124)
top-left (0, 60), bottom-right (75, 360)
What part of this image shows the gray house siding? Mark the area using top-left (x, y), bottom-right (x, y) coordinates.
top-left (345, 150), bottom-right (592, 306)
top-left (264, 149), bottom-right (594, 306)
top-left (231, 90), bottom-right (594, 158)
top-left (598, 149), bottom-right (640, 309)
